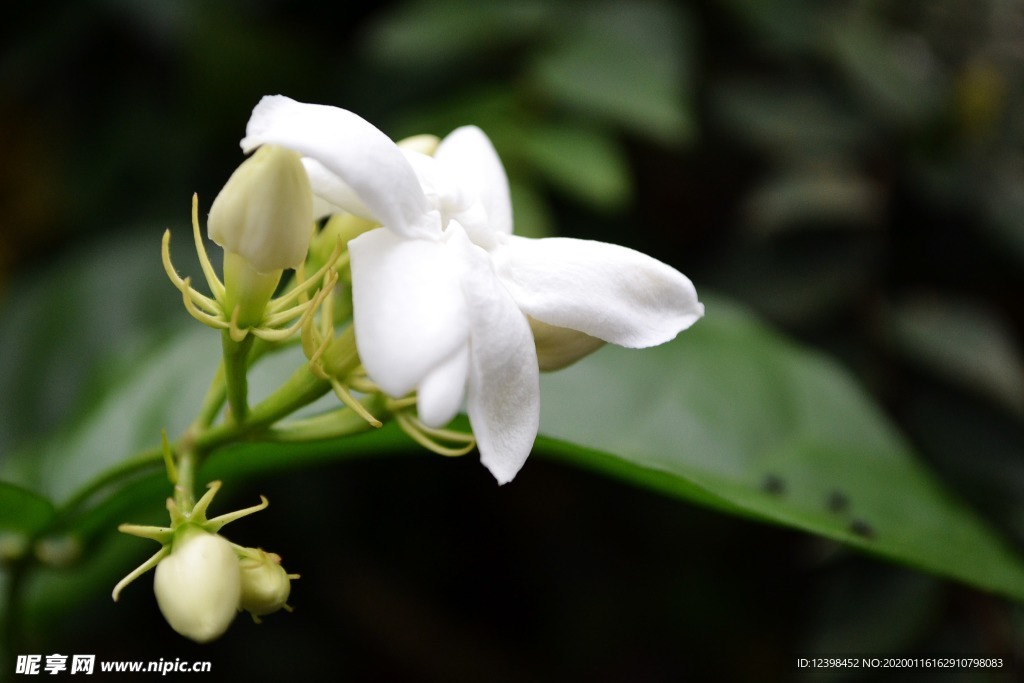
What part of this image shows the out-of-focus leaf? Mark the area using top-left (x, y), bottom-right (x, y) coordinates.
top-left (508, 181), bottom-right (553, 239)
top-left (359, 0), bottom-right (549, 69)
top-left (886, 294), bottom-right (1024, 417)
top-left (741, 168), bottom-right (882, 236)
top-left (717, 0), bottom-right (819, 53)
top-left (0, 228), bottom-right (188, 459)
top-left (826, 15), bottom-right (946, 125)
top-left (2, 328), bottom-right (219, 503)
top-left (0, 484), bottom-right (54, 534)
top-left (529, 0), bottom-right (694, 144)
top-left (981, 162), bottom-right (1024, 266)
top-left (0, 484), bottom-right (55, 562)
top-left (517, 123), bottom-right (630, 210)
top-left (537, 296), bottom-right (1024, 602)
top-left (712, 81), bottom-right (869, 160)
top-left (706, 237), bottom-right (878, 326)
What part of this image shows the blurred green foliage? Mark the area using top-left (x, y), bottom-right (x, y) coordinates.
top-left (2, 0), bottom-right (1024, 680)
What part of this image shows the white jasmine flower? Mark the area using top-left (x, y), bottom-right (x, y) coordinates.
top-left (241, 95), bottom-right (704, 483)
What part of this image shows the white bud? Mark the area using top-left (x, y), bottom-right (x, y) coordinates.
top-left (154, 531), bottom-right (241, 643)
top-left (208, 144), bottom-right (314, 273)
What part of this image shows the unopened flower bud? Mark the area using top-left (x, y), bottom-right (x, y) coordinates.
top-left (238, 548), bottom-right (296, 620)
top-left (153, 531), bottom-right (241, 643)
top-left (208, 144), bottom-right (314, 273)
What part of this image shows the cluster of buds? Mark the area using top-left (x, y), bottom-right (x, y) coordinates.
top-left (113, 482), bottom-right (298, 643)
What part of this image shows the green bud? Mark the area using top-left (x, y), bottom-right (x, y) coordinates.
top-left (238, 547), bottom-right (297, 620)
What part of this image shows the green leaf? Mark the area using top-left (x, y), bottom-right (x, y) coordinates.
top-left (529, 0), bottom-right (695, 144)
top-left (537, 296), bottom-right (1024, 601)
top-left (0, 484), bottom-right (55, 564)
top-left (0, 227), bottom-right (187, 459)
top-left (885, 294), bottom-right (1024, 416)
top-left (517, 123), bottom-right (631, 210)
top-left (360, 0), bottom-right (550, 70)
top-left (0, 484), bottom-right (54, 536)
top-left (2, 328), bottom-right (219, 503)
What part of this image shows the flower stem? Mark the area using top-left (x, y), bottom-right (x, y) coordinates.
top-left (174, 447), bottom-right (198, 512)
top-left (222, 332), bottom-right (255, 424)
top-left (192, 361), bottom-right (227, 430)
top-left (266, 395), bottom-right (386, 441)
top-left (195, 364), bottom-right (331, 453)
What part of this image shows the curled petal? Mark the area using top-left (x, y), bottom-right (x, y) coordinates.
top-left (435, 126), bottom-right (514, 237)
top-left (349, 228), bottom-right (470, 398)
top-left (449, 226), bottom-right (539, 484)
top-left (242, 95), bottom-right (434, 239)
top-left (302, 158), bottom-right (374, 222)
top-left (492, 235), bottom-right (704, 348)
top-left (401, 151), bottom-right (483, 233)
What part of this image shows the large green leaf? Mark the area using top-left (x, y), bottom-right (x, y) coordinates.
top-left (537, 297), bottom-right (1024, 602)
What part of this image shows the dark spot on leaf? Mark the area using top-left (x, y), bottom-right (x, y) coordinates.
top-left (827, 490), bottom-right (849, 513)
top-left (849, 519), bottom-right (875, 539)
top-left (761, 474), bottom-right (785, 495)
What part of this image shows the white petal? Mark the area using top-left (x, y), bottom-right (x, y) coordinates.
top-left (241, 95), bottom-right (434, 238)
top-left (311, 194), bottom-right (343, 222)
top-left (435, 126), bottom-right (513, 237)
top-left (403, 149), bottom-right (491, 240)
top-left (302, 158), bottom-right (374, 222)
top-left (448, 226), bottom-right (539, 484)
top-left (349, 228), bottom-right (470, 398)
top-left (417, 345), bottom-right (469, 428)
top-left (492, 235), bottom-right (704, 348)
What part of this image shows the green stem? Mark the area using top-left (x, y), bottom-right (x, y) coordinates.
top-left (195, 364), bottom-right (331, 453)
top-left (49, 362), bottom-right (333, 530)
top-left (192, 361), bottom-right (227, 430)
top-left (189, 334), bottom-right (299, 434)
top-left (174, 447), bottom-right (198, 512)
top-left (266, 396), bottom-right (386, 442)
top-left (222, 332), bottom-right (255, 424)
